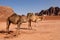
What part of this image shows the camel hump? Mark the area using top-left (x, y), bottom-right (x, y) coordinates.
top-left (8, 13), bottom-right (21, 24)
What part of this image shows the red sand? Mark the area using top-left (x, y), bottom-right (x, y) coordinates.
top-left (0, 20), bottom-right (60, 40)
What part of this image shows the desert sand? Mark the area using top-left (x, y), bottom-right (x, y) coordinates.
top-left (0, 20), bottom-right (60, 40)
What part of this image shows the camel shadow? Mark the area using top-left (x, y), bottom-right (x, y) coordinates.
top-left (0, 30), bottom-right (19, 38)
top-left (15, 28), bottom-right (32, 30)
top-left (0, 30), bottom-right (13, 34)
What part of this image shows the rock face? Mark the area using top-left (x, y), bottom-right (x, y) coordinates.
top-left (39, 7), bottom-right (60, 16)
top-left (0, 6), bottom-right (14, 22)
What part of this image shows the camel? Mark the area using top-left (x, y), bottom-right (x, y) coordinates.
top-left (27, 13), bottom-right (42, 22)
top-left (6, 13), bottom-right (42, 33)
top-left (6, 13), bottom-right (29, 33)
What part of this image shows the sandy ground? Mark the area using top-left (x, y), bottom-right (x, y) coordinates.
top-left (0, 20), bottom-right (60, 40)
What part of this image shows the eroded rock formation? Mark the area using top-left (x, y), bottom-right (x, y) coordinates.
top-left (39, 7), bottom-right (60, 16)
top-left (0, 6), bottom-right (14, 21)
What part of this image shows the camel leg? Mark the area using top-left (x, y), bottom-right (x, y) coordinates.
top-left (6, 20), bottom-right (11, 33)
top-left (28, 19), bottom-right (32, 29)
top-left (16, 22), bottom-right (22, 34)
top-left (17, 22), bottom-right (22, 30)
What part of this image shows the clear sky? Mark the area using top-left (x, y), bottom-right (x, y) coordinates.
top-left (0, 0), bottom-right (60, 15)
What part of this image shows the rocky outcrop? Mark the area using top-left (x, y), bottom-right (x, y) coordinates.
top-left (0, 6), bottom-right (14, 21)
top-left (39, 7), bottom-right (60, 16)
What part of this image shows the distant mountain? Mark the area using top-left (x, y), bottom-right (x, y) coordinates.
top-left (39, 7), bottom-right (60, 16)
top-left (0, 6), bottom-right (14, 22)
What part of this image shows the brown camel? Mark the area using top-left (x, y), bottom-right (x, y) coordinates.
top-left (6, 13), bottom-right (34, 33)
top-left (6, 13), bottom-right (42, 33)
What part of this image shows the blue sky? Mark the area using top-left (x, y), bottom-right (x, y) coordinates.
top-left (0, 0), bottom-right (60, 15)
